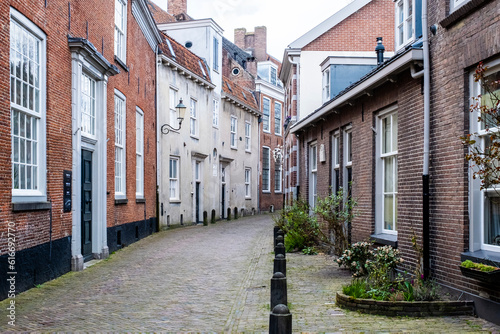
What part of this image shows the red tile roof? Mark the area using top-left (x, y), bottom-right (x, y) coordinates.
top-left (147, 0), bottom-right (176, 24)
top-left (159, 32), bottom-right (212, 84)
top-left (222, 76), bottom-right (259, 112)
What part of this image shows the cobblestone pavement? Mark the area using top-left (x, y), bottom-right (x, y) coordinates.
top-left (1, 214), bottom-right (499, 333)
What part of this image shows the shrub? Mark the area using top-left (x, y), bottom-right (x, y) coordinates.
top-left (342, 279), bottom-right (368, 299)
top-left (336, 241), bottom-right (372, 277)
top-left (366, 245), bottom-right (403, 290)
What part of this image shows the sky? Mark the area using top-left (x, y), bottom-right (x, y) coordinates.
top-left (153, 0), bottom-right (354, 60)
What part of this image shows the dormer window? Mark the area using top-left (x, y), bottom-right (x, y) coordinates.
top-left (450, 0), bottom-right (470, 12)
top-left (258, 62), bottom-right (283, 88)
top-left (395, 0), bottom-right (413, 50)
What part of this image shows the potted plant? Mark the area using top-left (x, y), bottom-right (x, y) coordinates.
top-left (459, 260), bottom-right (500, 284)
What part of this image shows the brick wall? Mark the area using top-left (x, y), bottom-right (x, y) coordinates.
top-left (303, 0), bottom-right (395, 53)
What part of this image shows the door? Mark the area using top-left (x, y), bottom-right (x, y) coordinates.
top-left (195, 182), bottom-right (200, 223)
top-left (221, 166), bottom-right (226, 218)
top-left (81, 150), bottom-right (93, 261)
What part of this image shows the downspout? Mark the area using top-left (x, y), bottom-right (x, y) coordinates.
top-left (422, 0), bottom-right (431, 280)
top-left (155, 45), bottom-right (161, 232)
top-left (288, 55), bottom-right (300, 200)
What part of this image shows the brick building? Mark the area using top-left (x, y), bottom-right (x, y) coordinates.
top-left (234, 27), bottom-right (285, 213)
top-left (287, 0), bottom-right (500, 324)
top-left (0, 0), bottom-right (161, 299)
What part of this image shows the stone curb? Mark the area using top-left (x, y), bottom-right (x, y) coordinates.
top-left (336, 292), bottom-right (475, 317)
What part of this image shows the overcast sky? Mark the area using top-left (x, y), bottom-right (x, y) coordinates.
top-left (153, 0), bottom-right (353, 60)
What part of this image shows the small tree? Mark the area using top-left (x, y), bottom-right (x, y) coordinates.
top-left (314, 187), bottom-right (357, 256)
top-left (462, 62), bottom-right (500, 190)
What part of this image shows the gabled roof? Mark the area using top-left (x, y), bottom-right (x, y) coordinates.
top-left (159, 32), bottom-right (212, 85)
top-left (132, 0), bottom-right (162, 51)
top-left (288, 0), bottom-right (373, 49)
top-left (222, 76), bottom-right (260, 115)
top-left (147, 0), bottom-right (177, 24)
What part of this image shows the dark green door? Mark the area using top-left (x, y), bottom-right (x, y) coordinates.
top-left (195, 182), bottom-right (200, 223)
top-left (81, 150), bottom-right (93, 261)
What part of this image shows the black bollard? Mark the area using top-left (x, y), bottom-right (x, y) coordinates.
top-left (274, 253), bottom-right (286, 276)
top-left (270, 272), bottom-right (287, 310)
top-left (269, 304), bottom-right (292, 334)
top-left (277, 229), bottom-right (284, 237)
top-left (275, 234), bottom-right (284, 248)
top-left (275, 242), bottom-right (285, 257)
top-left (274, 226), bottom-right (280, 245)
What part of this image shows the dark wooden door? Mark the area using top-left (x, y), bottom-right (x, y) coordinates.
top-left (195, 182), bottom-right (200, 223)
top-left (81, 150), bottom-right (93, 261)
top-left (221, 184), bottom-right (225, 218)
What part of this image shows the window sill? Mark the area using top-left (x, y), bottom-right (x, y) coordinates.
top-left (245, 150), bottom-right (252, 154)
top-left (190, 135), bottom-right (199, 140)
top-left (262, 191), bottom-right (271, 194)
top-left (274, 191), bottom-right (282, 194)
top-left (170, 200), bottom-right (181, 204)
top-left (115, 198), bottom-right (128, 205)
top-left (370, 233), bottom-right (398, 248)
top-left (12, 202), bottom-right (52, 212)
top-left (231, 147), bottom-right (237, 150)
top-left (440, 0), bottom-right (494, 28)
top-left (114, 56), bottom-right (129, 72)
top-left (245, 197), bottom-right (252, 200)
top-left (136, 198), bottom-right (146, 203)
top-left (461, 250), bottom-right (500, 266)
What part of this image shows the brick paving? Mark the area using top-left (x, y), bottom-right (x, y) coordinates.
top-left (1, 214), bottom-right (499, 333)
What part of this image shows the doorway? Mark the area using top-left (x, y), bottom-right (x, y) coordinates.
top-left (81, 150), bottom-right (93, 261)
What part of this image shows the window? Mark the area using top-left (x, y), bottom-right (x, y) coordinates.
top-left (262, 147), bottom-right (270, 192)
top-left (136, 108), bottom-right (144, 198)
top-left (470, 63), bottom-right (500, 251)
top-left (114, 0), bottom-right (127, 61)
top-left (323, 68), bottom-right (331, 102)
top-left (10, 10), bottom-right (46, 201)
top-left (81, 74), bottom-right (96, 137)
top-left (378, 112), bottom-right (398, 233)
top-left (245, 122), bottom-right (251, 152)
top-left (169, 88), bottom-right (178, 128)
top-left (114, 92), bottom-right (126, 197)
top-left (245, 168), bottom-right (251, 198)
top-left (395, 0), bottom-right (413, 50)
top-left (270, 66), bottom-right (277, 86)
top-left (332, 132), bottom-right (340, 194)
top-left (257, 63), bottom-right (282, 87)
top-left (309, 143), bottom-right (318, 208)
top-left (344, 128), bottom-right (353, 196)
top-left (274, 102), bottom-right (282, 135)
top-left (451, 0), bottom-right (470, 12)
top-left (194, 161), bottom-right (201, 182)
top-left (274, 163), bottom-right (282, 193)
top-left (213, 98), bottom-right (219, 127)
top-left (169, 157), bottom-right (179, 201)
top-left (190, 98), bottom-right (198, 137)
top-left (263, 97), bottom-right (270, 132)
top-left (230, 116), bottom-right (237, 148)
top-left (213, 37), bottom-right (219, 71)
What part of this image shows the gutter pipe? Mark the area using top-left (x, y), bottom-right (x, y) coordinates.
top-left (422, 0), bottom-right (431, 280)
top-left (288, 54), bottom-right (300, 200)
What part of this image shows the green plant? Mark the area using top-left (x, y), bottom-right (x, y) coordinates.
top-left (342, 279), bottom-right (368, 299)
top-left (314, 187), bottom-right (357, 256)
top-left (336, 241), bottom-right (372, 277)
top-left (302, 246), bottom-right (318, 255)
top-left (461, 259), bottom-right (499, 272)
top-left (401, 281), bottom-right (414, 301)
top-left (274, 199), bottom-right (322, 252)
top-left (413, 278), bottom-right (441, 301)
top-left (366, 245), bottom-right (403, 290)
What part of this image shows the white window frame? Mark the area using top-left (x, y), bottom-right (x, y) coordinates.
top-left (230, 116), bottom-right (237, 149)
top-left (309, 142), bottom-right (318, 208)
top-left (213, 98), bottom-right (219, 127)
top-left (10, 8), bottom-right (47, 203)
top-left (169, 87), bottom-right (178, 128)
top-left (274, 162), bottom-right (282, 193)
top-left (469, 59), bottom-right (500, 252)
top-left (114, 0), bottom-right (127, 62)
top-left (213, 36), bottom-right (219, 72)
top-left (262, 146), bottom-right (271, 193)
top-left (395, 0), bottom-right (414, 50)
top-left (190, 98), bottom-right (198, 138)
top-left (332, 131), bottom-right (340, 194)
top-left (376, 106), bottom-right (398, 235)
top-left (245, 168), bottom-right (251, 198)
top-left (114, 91), bottom-right (126, 199)
top-left (343, 127), bottom-right (353, 196)
top-left (323, 68), bottom-right (331, 103)
top-left (136, 107), bottom-right (144, 199)
top-left (169, 156), bottom-right (180, 201)
top-left (274, 102), bottom-right (282, 136)
top-left (245, 121), bottom-right (251, 152)
top-left (263, 97), bottom-right (270, 133)
top-left (450, 0), bottom-right (470, 12)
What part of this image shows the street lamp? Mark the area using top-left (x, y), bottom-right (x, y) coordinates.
top-left (161, 98), bottom-right (187, 134)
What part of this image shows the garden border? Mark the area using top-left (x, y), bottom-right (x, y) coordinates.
top-left (336, 292), bottom-right (475, 317)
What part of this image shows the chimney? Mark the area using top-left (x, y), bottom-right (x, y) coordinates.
top-left (234, 28), bottom-right (247, 49)
top-left (375, 37), bottom-right (385, 65)
top-left (168, 0), bottom-right (187, 16)
top-left (253, 26), bottom-right (267, 62)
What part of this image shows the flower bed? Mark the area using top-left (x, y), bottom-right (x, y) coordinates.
top-left (336, 292), bottom-right (475, 317)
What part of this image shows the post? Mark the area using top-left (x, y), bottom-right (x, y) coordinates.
top-left (275, 242), bottom-right (285, 257)
top-left (270, 272), bottom-right (287, 310)
top-left (275, 234), bottom-right (284, 247)
top-left (274, 253), bottom-right (286, 276)
top-left (269, 304), bottom-right (292, 334)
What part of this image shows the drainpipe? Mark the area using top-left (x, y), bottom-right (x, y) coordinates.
top-left (155, 45), bottom-right (161, 231)
top-left (422, 0), bottom-right (431, 280)
top-left (288, 54), bottom-right (300, 199)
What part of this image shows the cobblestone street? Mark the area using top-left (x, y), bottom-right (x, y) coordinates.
top-left (1, 214), bottom-right (499, 332)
